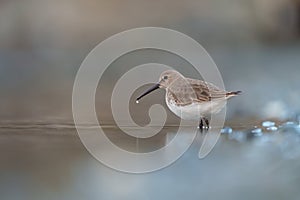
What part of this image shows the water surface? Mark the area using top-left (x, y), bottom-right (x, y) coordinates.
top-left (1, 123), bottom-right (300, 200)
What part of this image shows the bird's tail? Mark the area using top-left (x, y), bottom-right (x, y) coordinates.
top-left (226, 91), bottom-right (242, 97)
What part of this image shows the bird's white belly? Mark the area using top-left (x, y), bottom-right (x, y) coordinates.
top-left (166, 98), bottom-right (226, 120)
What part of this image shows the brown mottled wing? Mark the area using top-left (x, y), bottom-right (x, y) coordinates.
top-left (167, 78), bottom-right (227, 106)
top-left (186, 78), bottom-right (227, 103)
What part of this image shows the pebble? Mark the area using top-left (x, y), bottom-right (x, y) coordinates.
top-left (262, 121), bottom-right (275, 127)
top-left (284, 121), bottom-right (295, 125)
top-left (221, 127), bottom-right (233, 134)
top-left (266, 126), bottom-right (278, 131)
top-left (251, 128), bottom-right (263, 136)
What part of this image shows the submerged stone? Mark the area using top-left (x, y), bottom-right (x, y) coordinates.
top-left (246, 128), bottom-right (263, 140)
top-left (251, 128), bottom-right (263, 136)
top-left (221, 127), bottom-right (233, 134)
top-left (266, 126), bottom-right (278, 131)
top-left (284, 121), bottom-right (296, 125)
top-left (262, 121), bottom-right (275, 127)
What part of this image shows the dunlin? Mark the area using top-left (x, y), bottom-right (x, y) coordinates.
top-left (136, 70), bottom-right (241, 130)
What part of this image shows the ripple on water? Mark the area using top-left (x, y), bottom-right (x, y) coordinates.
top-left (227, 131), bottom-right (247, 142)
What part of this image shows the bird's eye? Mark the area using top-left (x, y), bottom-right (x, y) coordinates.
top-left (163, 76), bottom-right (168, 80)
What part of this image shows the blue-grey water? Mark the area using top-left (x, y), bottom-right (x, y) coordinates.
top-left (1, 122), bottom-right (300, 200)
top-left (1, 1), bottom-right (300, 199)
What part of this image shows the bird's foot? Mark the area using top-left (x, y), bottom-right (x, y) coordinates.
top-left (198, 117), bottom-right (209, 133)
top-left (198, 118), bottom-right (210, 133)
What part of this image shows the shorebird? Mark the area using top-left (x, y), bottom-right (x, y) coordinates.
top-left (136, 70), bottom-right (241, 131)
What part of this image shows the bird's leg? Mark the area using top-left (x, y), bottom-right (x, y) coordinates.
top-left (199, 119), bottom-right (204, 132)
top-left (204, 117), bottom-right (210, 130)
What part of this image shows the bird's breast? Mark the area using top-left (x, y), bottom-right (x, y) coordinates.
top-left (165, 94), bottom-right (227, 120)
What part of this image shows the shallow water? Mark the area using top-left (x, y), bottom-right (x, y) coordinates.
top-left (1, 123), bottom-right (300, 200)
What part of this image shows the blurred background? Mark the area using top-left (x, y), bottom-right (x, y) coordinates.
top-left (1, 0), bottom-right (300, 200)
top-left (1, 0), bottom-right (300, 124)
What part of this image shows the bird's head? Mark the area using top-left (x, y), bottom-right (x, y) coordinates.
top-left (158, 70), bottom-right (182, 89)
top-left (136, 70), bottom-right (183, 102)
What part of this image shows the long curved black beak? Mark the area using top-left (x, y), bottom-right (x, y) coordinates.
top-left (136, 83), bottom-right (160, 101)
